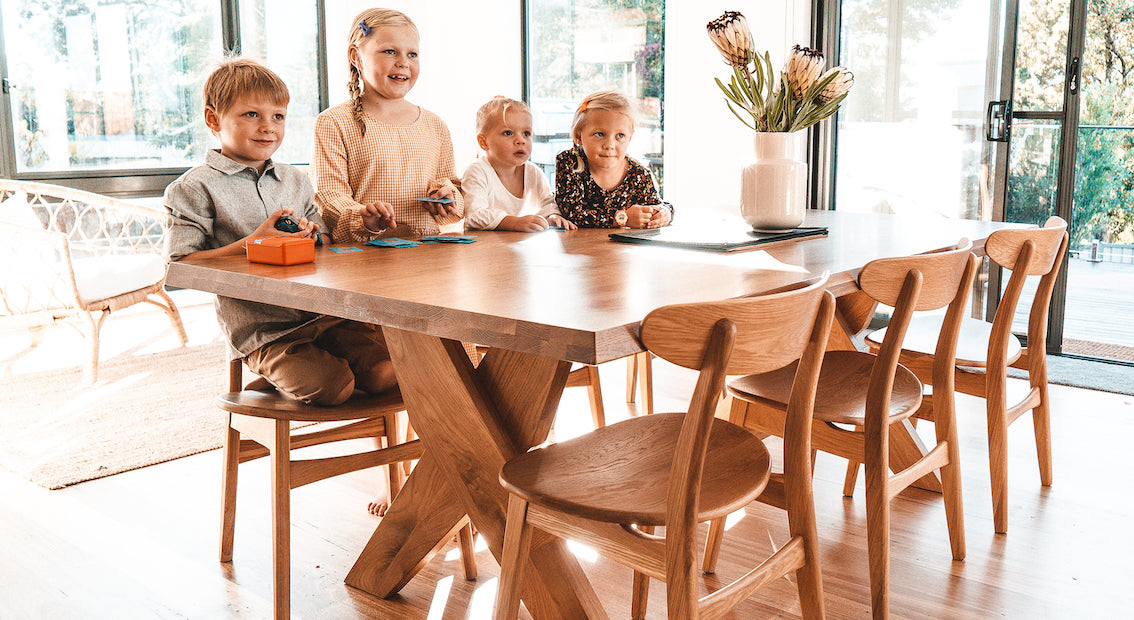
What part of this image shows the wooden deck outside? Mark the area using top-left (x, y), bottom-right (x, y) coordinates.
top-left (1012, 254), bottom-right (1134, 360)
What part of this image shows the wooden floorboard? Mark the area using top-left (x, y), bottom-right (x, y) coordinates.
top-left (2, 290), bottom-right (1133, 618)
top-left (2, 361), bottom-right (1132, 618)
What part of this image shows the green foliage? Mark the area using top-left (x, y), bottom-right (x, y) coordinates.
top-left (1006, 0), bottom-right (1134, 245)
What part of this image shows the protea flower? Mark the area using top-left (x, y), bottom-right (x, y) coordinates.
top-left (817, 66), bottom-right (855, 103)
top-left (784, 45), bottom-right (825, 99)
top-left (706, 11), bottom-right (754, 68)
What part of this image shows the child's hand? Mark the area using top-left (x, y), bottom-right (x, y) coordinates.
top-left (295, 216), bottom-right (322, 242)
top-left (644, 204), bottom-right (671, 229)
top-left (547, 213), bottom-right (577, 230)
top-left (247, 209), bottom-right (296, 242)
top-left (361, 201), bottom-right (396, 232)
top-left (424, 188), bottom-right (460, 217)
top-left (626, 205), bottom-right (658, 229)
top-left (500, 214), bottom-right (550, 232)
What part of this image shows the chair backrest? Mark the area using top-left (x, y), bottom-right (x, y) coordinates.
top-left (639, 274), bottom-right (835, 600)
top-left (858, 240), bottom-right (979, 431)
top-left (984, 216), bottom-right (1069, 378)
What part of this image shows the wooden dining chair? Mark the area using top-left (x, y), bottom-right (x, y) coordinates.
top-left (705, 241), bottom-right (977, 619)
top-left (216, 358), bottom-right (474, 620)
top-left (493, 276), bottom-right (835, 620)
top-left (863, 216), bottom-right (1069, 534)
top-left (625, 351), bottom-right (655, 415)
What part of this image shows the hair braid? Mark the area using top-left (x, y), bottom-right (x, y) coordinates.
top-left (349, 64), bottom-right (366, 136)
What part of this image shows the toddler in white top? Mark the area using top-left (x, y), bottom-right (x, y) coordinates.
top-left (462, 97), bottom-right (575, 231)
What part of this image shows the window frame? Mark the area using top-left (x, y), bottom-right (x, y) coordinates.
top-left (0, 0), bottom-right (330, 198)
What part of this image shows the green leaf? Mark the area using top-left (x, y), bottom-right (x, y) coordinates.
top-left (725, 100), bottom-right (758, 131)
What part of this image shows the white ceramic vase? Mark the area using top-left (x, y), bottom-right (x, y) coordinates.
top-left (740, 132), bottom-right (807, 232)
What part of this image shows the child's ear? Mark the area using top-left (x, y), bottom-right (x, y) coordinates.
top-left (348, 46), bottom-right (361, 71)
top-left (204, 106), bottom-right (221, 132)
top-left (476, 134), bottom-right (489, 151)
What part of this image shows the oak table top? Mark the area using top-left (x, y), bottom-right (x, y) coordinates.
top-left (166, 210), bottom-right (1017, 364)
top-left (166, 210), bottom-right (1023, 619)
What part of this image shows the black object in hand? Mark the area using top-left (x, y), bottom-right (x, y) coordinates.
top-left (274, 215), bottom-right (301, 233)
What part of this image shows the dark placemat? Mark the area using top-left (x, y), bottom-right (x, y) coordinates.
top-left (610, 225), bottom-right (827, 252)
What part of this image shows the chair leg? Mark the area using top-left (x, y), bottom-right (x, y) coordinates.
top-left (494, 495), bottom-right (533, 620)
top-left (154, 288), bottom-right (189, 345)
top-left (987, 400), bottom-right (1010, 534)
top-left (270, 421), bottom-right (291, 620)
top-left (631, 525), bottom-right (654, 620)
top-left (843, 460), bottom-right (860, 497)
top-left (383, 412), bottom-right (406, 500)
top-left (403, 419), bottom-right (417, 476)
top-left (864, 425), bottom-right (890, 619)
top-left (457, 520), bottom-right (478, 580)
top-left (219, 422), bottom-right (241, 563)
top-left (1033, 391), bottom-right (1054, 487)
top-left (81, 310), bottom-right (104, 385)
top-left (701, 518), bottom-right (725, 574)
top-left (586, 365), bottom-right (605, 428)
top-left (626, 354), bottom-right (639, 403)
top-left (935, 408), bottom-right (966, 561)
top-left (638, 352), bottom-right (654, 416)
top-left (791, 499), bottom-right (826, 620)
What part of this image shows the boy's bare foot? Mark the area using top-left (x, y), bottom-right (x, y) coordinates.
top-left (367, 498), bottom-right (389, 517)
top-left (368, 485), bottom-right (390, 516)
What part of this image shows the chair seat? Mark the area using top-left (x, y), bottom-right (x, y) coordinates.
top-left (499, 413), bottom-right (770, 526)
top-left (217, 387), bottom-right (406, 422)
top-left (728, 350), bottom-right (923, 426)
top-left (866, 315), bottom-right (1023, 368)
top-left (72, 253), bottom-right (167, 304)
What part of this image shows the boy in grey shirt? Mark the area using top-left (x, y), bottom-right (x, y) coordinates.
top-left (165, 58), bottom-right (397, 409)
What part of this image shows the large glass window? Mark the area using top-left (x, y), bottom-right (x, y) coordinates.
top-left (2, 0), bottom-right (222, 174)
top-left (525, 0), bottom-right (665, 191)
top-left (1, 0), bottom-right (321, 181)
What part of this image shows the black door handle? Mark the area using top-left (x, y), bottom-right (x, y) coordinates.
top-left (986, 99), bottom-right (1012, 142)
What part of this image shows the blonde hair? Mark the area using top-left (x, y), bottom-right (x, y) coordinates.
top-left (203, 57), bottom-right (289, 117)
top-left (475, 96), bottom-right (530, 135)
top-left (569, 89), bottom-right (635, 172)
top-left (346, 8), bottom-right (419, 135)
top-left (570, 89), bottom-right (635, 144)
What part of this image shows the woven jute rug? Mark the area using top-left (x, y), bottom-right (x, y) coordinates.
top-left (1, 341), bottom-right (228, 489)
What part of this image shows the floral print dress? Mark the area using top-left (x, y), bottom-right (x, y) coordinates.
top-left (554, 147), bottom-right (672, 228)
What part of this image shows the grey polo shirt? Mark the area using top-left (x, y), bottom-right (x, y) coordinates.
top-left (165, 149), bottom-right (326, 356)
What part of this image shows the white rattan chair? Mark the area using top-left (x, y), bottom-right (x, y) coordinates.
top-left (0, 179), bottom-right (187, 383)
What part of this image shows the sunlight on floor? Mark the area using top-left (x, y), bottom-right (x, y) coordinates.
top-left (469, 577), bottom-right (499, 617)
top-left (426, 575), bottom-right (454, 620)
top-left (723, 508), bottom-right (746, 532)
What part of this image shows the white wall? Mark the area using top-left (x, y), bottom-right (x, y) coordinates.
top-left (664, 1), bottom-right (810, 212)
top-left (325, 1), bottom-right (522, 172)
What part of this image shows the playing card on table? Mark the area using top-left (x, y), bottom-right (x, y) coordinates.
top-left (420, 235), bottom-right (476, 244)
top-left (364, 238), bottom-right (421, 248)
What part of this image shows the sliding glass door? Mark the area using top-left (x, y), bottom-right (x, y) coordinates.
top-left (994, 0), bottom-right (1134, 362)
top-left (828, 0), bottom-right (1134, 363)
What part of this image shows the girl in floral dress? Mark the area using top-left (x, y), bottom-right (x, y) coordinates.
top-left (554, 89), bottom-right (673, 229)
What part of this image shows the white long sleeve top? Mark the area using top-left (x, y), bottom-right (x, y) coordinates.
top-left (460, 158), bottom-right (561, 230)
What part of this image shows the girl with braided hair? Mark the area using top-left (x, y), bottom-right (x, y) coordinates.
top-left (312, 8), bottom-right (464, 242)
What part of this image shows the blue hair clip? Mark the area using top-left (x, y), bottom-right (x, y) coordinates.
top-left (357, 20), bottom-right (371, 36)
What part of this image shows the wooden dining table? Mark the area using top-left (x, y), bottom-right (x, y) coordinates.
top-left (165, 209), bottom-right (1023, 619)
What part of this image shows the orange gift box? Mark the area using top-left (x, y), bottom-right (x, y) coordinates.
top-left (247, 236), bottom-right (315, 265)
